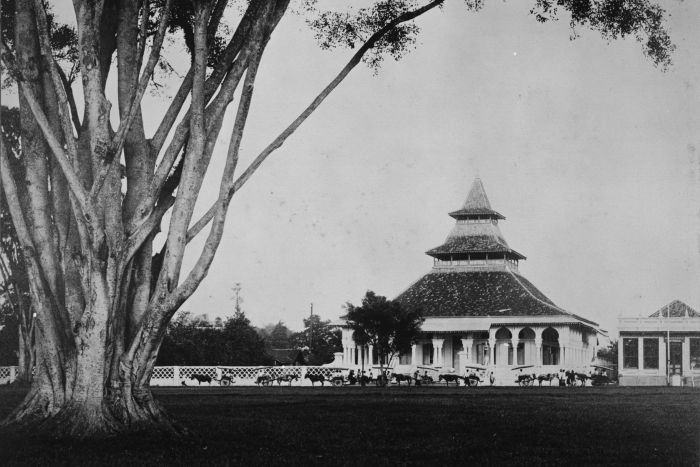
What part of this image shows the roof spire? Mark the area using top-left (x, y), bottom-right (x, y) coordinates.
top-left (463, 177), bottom-right (492, 211)
top-left (448, 177), bottom-right (504, 220)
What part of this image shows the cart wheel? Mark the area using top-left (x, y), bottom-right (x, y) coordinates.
top-left (332, 378), bottom-right (343, 387)
top-left (220, 378), bottom-right (231, 386)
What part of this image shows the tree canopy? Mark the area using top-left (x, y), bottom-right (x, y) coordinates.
top-left (345, 291), bottom-right (424, 371)
top-left (290, 313), bottom-right (342, 365)
top-left (157, 310), bottom-right (272, 366)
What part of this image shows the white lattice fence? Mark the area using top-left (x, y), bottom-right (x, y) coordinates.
top-left (149, 366), bottom-right (343, 386)
top-left (0, 366), bottom-right (17, 385)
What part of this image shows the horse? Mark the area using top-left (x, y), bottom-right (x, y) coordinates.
top-left (537, 374), bottom-right (554, 386)
top-left (391, 373), bottom-right (412, 386)
top-left (255, 374), bottom-right (272, 386)
top-left (304, 372), bottom-right (325, 386)
top-left (276, 374), bottom-right (299, 386)
top-left (438, 374), bottom-right (461, 386)
top-left (574, 373), bottom-right (589, 386)
top-left (190, 373), bottom-right (212, 385)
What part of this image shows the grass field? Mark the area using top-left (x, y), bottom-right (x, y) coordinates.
top-left (0, 385), bottom-right (698, 466)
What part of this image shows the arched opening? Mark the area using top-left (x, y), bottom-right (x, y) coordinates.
top-left (542, 327), bottom-right (560, 366)
top-left (517, 327), bottom-right (535, 365)
top-left (495, 327), bottom-right (512, 339)
top-left (494, 328), bottom-right (513, 365)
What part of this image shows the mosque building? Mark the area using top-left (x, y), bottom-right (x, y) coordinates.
top-left (337, 178), bottom-right (601, 384)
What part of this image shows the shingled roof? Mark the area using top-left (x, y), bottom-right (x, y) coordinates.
top-left (426, 235), bottom-right (525, 259)
top-left (649, 300), bottom-right (699, 318)
top-left (428, 178), bottom-right (523, 260)
top-left (449, 178), bottom-right (505, 220)
top-left (395, 270), bottom-right (596, 325)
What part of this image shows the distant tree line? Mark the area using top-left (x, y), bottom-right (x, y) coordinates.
top-left (155, 310), bottom-right (341, 366)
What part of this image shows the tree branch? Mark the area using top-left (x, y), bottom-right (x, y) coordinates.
top-left (89, 0), bottom-right (173, 204)
top-left (229, 0), bottom-right (444, 201)
top-left (188, 0), bottom-right (445, 240)
top-left (0, 41), bottom-right (97, 231)
top-left (32, 0), bottom-right (80, 167)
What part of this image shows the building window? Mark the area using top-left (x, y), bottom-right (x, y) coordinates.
top-left (643, 338), bottom-right (659, 369)
top-left (623, 338), bottom-right (638, 369)
top-left (691, 339), bottom-right (700, 370)
top-left (399, 353), bottom-right (411, 365)
top-left (423, 343), bottom-right (433, 365)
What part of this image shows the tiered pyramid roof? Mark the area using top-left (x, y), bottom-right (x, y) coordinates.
top-left (427, 178), bottom-right (524, 260)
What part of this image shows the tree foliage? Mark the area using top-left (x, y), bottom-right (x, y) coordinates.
top-left (157, 310), bottom-right (272, 366)
top-left (345, 291), bottom-right (423, 369)
top-left (597, 339), bottom-right (618, 365)
top-left (290, 313), bottom-right (342, 365)
top-left (259, 321), bottom-right (293, 349)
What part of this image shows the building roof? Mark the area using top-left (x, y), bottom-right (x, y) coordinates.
top-left (427, 178), bottom-right (524, 260)
top-left (648, 300), bottom-right (699, 318)
top-left (426, 235), bottom-right (526, 260)
top-left (395, 270), bottom-right (598, 326)
top-left (449, 178), bottom-right (505, 220)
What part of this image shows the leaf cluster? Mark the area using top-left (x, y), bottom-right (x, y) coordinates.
top-left (345, 290), bottom-right (423, 364)
top-left (307, 0), bottom-right (424, 70)
top-left (289, 314), bottom-right (342, 365)
top-left (531, 0), bottom-right (674, 68)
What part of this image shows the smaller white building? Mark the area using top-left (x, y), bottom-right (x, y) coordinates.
top-left (618, 300), bottom-right (700, 386)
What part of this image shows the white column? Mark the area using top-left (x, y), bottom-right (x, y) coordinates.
top-left (411, 344), bottom-right (417, 367)
top-left (511, 339), bottom-right (519, 365)
top-left (535, 338), bottom-right (543, 366)
top-left (658, 337), bottom-right (665, 375)
top-left (618, 338), bottom-right (624, 375)
top-left (638, 337), bottom-right (644, 371)
top-left (368, 345), bottom-right (374, 366)
top-left (683, 337), bottom-right (691, 377)
top-left (488, 338), bottom-right (496, 365)
top-left (432, 338), bottom-right (444, 367)
top-left (461, 338), bottom-right (473, 363)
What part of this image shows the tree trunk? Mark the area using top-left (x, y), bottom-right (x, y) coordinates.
top-left (4, 298), bottom-right (186, 438)
top-left (15, 323), bottom-right (33, 386)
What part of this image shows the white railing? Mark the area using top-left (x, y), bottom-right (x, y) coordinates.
top-left (0, 366), bottom-right (17, 385)
top-left (151, 365), bottom-right (345, 387)
top-left (0, 365), bottom-right (346, 387)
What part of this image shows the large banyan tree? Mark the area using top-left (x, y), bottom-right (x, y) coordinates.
top-left (0, 0), bottom-right (672, 437)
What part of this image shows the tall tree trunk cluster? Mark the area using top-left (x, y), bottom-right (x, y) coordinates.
top-left (0, 0), bottom-right (445, 437)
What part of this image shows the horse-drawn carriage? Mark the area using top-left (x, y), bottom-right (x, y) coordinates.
top-left (215, 367), bottom-right (236, 386)
top-left (413, 366), bottom-right (437, 386)
top-left (512, 365), bottom-right (537, 386)
top-left (588, 365), bottom-right (614, 386)
top-left (462, 364), bottom-right (490, 387)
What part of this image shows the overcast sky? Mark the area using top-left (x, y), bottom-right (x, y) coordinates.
top-left (48, 0), bottom-right (700, 334)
